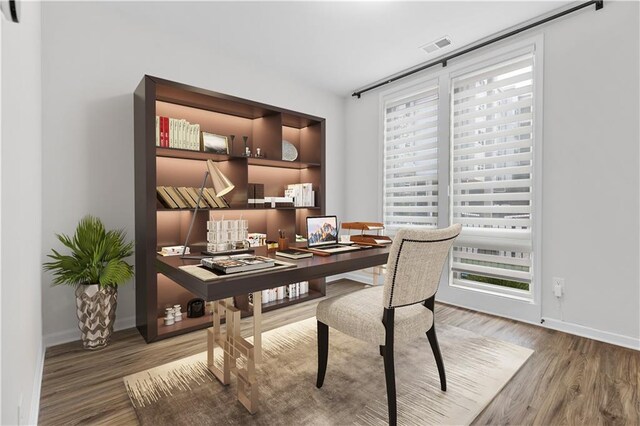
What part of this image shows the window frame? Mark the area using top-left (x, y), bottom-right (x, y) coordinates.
top-left (377, 35), bottom-right (543, 322)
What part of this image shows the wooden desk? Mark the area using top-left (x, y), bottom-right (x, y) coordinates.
top-left (156, 245), bottom-right (390, 414)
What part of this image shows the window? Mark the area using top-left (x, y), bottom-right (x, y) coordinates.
top-left (383, 85), bottom-right (439, 233)
top-left (450, 53), bottom-right (535, 294)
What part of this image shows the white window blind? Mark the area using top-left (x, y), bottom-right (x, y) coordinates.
top-left (451, 53), bottom-right (535, 292)
top-left (383, 86), bottom-right (439, 233)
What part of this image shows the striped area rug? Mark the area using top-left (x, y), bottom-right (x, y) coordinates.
top-left (124, 317), bottom-right (532, 425)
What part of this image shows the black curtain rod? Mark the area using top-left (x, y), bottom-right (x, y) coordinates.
top-left (352, 0), bottom-right (603, 98)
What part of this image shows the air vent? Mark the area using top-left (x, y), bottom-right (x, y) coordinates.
top-left (420, 36), bottom-right (452, 54)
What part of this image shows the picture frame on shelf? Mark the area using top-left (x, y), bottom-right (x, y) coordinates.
top-left (202, 132), bottom-right (229, 154)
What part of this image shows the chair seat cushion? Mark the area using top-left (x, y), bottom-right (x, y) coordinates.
top-left (316, 286), bottom-right (434, 345)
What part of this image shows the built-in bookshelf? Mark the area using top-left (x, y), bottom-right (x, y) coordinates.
top-left (134, 76), bottom-right (326, 342)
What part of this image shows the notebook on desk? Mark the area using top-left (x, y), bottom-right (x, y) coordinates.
top-left (306, 215), bottom-right (362, 254)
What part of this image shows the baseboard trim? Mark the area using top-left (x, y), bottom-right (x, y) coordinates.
top-left (29, 339), bottom-right (45, 425)
top-left (541, 317), bottom-right (640, 351)
top-left (43, 314), bottom-right (137, 348)
top-left (329, 271), bottom-right (377, 286)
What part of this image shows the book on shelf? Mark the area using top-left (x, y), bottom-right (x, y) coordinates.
top-left (275, 249), bottom-right (313, 259)
top-left (201, 254), bottom-right (275, 274)
top-left (285, 183), bottom-right (315, 207)
top-left (175, 187), bottom-right (197, 208)
top-left (204, 188), bottom-right (229, 208)
top-left (164, 186), bottom-right (189, 208)
top-left (186, 187), bottom-right (209, 208)
top-left (156, 115), bottom-right (201, 151)
top-left (156, 186), bottom-right (179, 208)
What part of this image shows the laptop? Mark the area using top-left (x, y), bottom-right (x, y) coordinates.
top-left (306, 215), bottom-right (362, 254)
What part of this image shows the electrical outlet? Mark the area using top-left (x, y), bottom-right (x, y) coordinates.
top-left (553, 277), bottom-right (565, 298)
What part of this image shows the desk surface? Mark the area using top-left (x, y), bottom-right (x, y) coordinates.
top-left (157, 245), bottom-right (390, 301)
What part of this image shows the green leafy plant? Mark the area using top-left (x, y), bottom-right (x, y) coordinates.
top-left (43, 215), bottom-right (134, 287)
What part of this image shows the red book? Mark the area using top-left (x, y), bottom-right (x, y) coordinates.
top-left (161, 116), bottom-right (168, 147)
top-left (164, 117), bottom-right (170, 147)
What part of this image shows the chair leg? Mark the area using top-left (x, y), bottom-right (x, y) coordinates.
top-left (426, 325), bottom-right (446, 391)
top-left (382, 343), bottom-right (397, 426)
top-left (382, 308), bottom-right (397, 426)
top-left (316, 321), bottom-right (329, 388)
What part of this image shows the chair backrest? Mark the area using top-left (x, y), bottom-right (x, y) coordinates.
top-left (382, 224), bottom-right (462, 309)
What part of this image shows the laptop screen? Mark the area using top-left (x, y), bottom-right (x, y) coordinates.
top-left (306, 216), bottom-right (338, 248)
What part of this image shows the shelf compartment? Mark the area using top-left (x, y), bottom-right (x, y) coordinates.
top-left (262, 289), bottom-right (323, 312)
top-left (156, 289), bottom-right (324, 338)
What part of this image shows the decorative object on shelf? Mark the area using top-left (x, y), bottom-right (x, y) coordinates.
top-left (173, 304), bottom-right (183, 322)
top-left (181, 160), bottom-right (235, 258)
top-left (229, 134), bottom-right (235, 156)
top-left (43, 215), bottom-right (134, 350)
top-left (282, 139), bottom-right (298, 161)
top-left (163, 307), bottom-right (175, 326)
top-left (205, 218), bottom-right (249, 254)
top-left (158, 245), bottom-right (190, 256)
top-left (202, 132), bottom-right (229, 155)
top-left (187, 298), bottom-right (205, 318)
top-left (242, 136), bottom-right (249, 156)
top-left (255, 147), bottom-right (263, 158)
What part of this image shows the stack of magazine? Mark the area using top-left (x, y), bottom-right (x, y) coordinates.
top-left (201, 254), bottom-right (275, 274)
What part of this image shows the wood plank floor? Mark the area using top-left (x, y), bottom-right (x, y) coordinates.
top-left (39, 280), bottom-right (640, 425)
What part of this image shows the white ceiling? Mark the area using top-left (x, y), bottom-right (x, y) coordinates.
top-left (118, 1), bottom-right (572, 95)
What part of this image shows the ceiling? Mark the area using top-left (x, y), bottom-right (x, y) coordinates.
top-left (114, 1), bottom-right (573, 95)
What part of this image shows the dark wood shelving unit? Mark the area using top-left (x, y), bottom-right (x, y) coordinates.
top-left (135, 75), bottom-right (326, 342)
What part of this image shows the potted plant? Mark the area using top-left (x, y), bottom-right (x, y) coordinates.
top-left (43, 215), bottom-right (134, 350)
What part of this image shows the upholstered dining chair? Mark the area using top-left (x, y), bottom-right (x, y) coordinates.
top-left (315, 224), bottom-right (462, 426)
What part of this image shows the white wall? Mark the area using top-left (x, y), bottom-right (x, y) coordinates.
top-left (40, 2), bottom-right (346, 343)
top-left (344, 2), bottom-right (640, 347)
top-left (1, 1), bottom-right (44, 424)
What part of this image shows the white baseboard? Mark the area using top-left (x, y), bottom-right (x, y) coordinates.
top-left (43, 314), bottom-right (136, 348)
top-left (28, 339), bottom-right (45, 426)
top-left (541, 317), bottom-right (640, 351)
top-left (328, 271), bottom-right (378, 286)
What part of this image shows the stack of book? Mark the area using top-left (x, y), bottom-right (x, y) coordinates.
top-left (156, 116), bottom-right (201, 151)
top-left (285, 183), bottom-right (315, 207)
top-left (158, 245), bottom-right (190, 256)
top-left (275, 249), bottom-right (312, 259)
top-left (264, 196), bottom-right (294, 208)
top-left (260, 281), bottom-right (309, 303)
top-left (201, 254), bottom-right (274, 274)
top-left (156, 186), bottom-right (229, 209)
top-left (247, 183), bottom-right (265, 208)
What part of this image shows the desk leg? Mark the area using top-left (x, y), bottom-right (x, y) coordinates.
top-left (372, 266), bottom-right (386, 286)
top-left (253, 291), bottom-right (262, 364)
top-left (207, 298), bottom-right (259, 414)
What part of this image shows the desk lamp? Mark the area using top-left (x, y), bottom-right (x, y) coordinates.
top-left (181, 160), bottom-right (234, 258)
